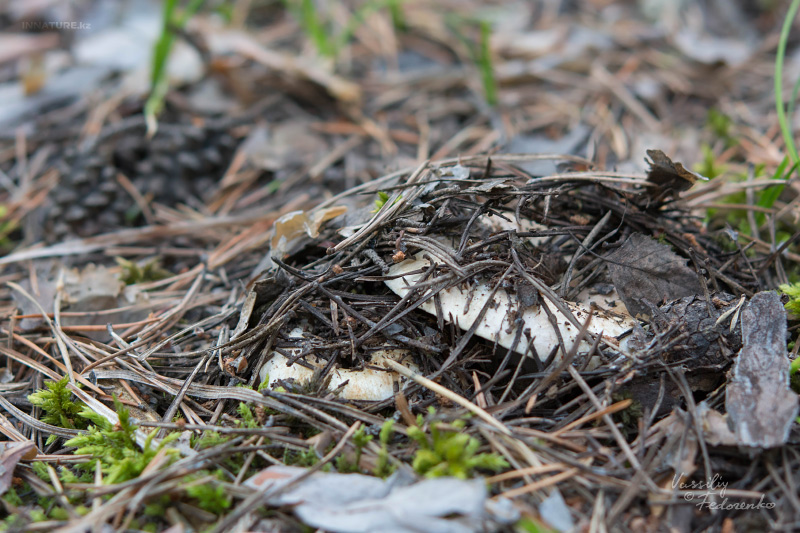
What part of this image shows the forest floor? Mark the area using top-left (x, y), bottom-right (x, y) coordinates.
top-left (1, 1), bottom-right (800, 532)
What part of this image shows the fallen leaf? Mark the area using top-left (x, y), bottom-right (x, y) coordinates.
top-left (270, 205), bottom-right (348, 260)
top-left (539, 490), bottom-right (574, 532)
top-left (645, 149), bottom-right (707, 201)
top-left (12, 262), bottom-right (150, 338)
top-left (697, 403), bottom-right (737, 447)
top-left (244, 465), bottom-right (517, 532)
top-left (673, 29), bottom-right (753, 67)
top-left (605, 233), bottom-right (703, 319)
top-left (725, 291), bottom-right (799, 448)
top-left (0, 441), bottom-right (36, 495)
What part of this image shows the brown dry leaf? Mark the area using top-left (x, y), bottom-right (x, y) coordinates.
top-left (0, 441), bottom-right (36, 495)
top-left (270, 205), bottom-right (348, 258)
top-left (605, 233), bottom-right (703, 319)
top-left (11, 263), bottom-right (151, 341)
top-left (697, 403), bottom-right (737, 447)
top-left (645, 149), bottom-right (706, 199)
top-left (645, 410), bottom-right (698, 513)
top-left (725, 291), bottom-right (799, 448)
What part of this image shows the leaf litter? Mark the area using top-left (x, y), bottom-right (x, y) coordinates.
top-left (0, 1), bottom-right (799, 532)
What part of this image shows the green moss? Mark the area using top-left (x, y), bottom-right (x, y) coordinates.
top-left (375, 419), bottom-right (396, 478)
top-left (612, 391), bottom-right (643, 428)
top-left (2, 488), bottom-right (23, 507)
top-left (780, 283), bottom-right (800, 315)
top-left (185, 471), bottom-right (232, 515)
top-left (144, 495), bottom-right (171, 517)
top-left (335, 426), bottom-right (373, 473)
top-left (31, 461), bottom-right (50, 482)
top-left (116, 257), bottom-right (171, 285)
top-left (515, 516), bottom-right (558, 533)
top-left (0, 204), bottom-right (17, 252)
top-left (194, 430), bottom-right (229, 450)
top-left (49, 507), bottom-right (69, 521)
top-left (283, 448), bottom-right (320, 468)
top-left (1, 514), bottom-right (30, 531)
top-left (408, 412), bottom-right (508, 479)
top-left (237, 402), bottom-right (258, 429)
top-left (65, 398), bottom-right (179, 485)
top-left (28, 377), bottom-right (89, 444)
top-left (693, 144), bottom-right (726, 179)
top-left (706, 108), bottom-right (736, 147)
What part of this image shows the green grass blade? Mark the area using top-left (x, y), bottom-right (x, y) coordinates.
top-left (755, 156), bottom-right (798, 227)
top-left (443, 14), bottom-right (497, 107)
top-left (387, 0), bottom-right (406, 31)
top-left (301, 0), bottom-right (334, 57)
top-left (787, 70), bottom-right (800, 120)
top-left (335, 0), bottom-right (389, 55)
top-left (775, 0), bottom-right (800, 166)
top-left (145, 0), bottom-right (206, 136)
top-left (477, 20), bottom-right (497, 106)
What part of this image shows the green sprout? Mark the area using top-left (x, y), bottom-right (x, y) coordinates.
top-left (407, 412), bottom-right (508, 479)
top-left (374, 418), bottom-right (395, 477)
top-left (0, 204), bottom-right (17, 251)
top-left (387, 0), bottom-right (406, 31)
top-left (476, 20), bottom-right (497, 106)
top-left (335, 425), bottom-right (373, 473)
top-left (445, 15), bottom-right (498, 107)
top-left (295, 0), bottom-right (335, 57)
top-left (257, 372), bottom-right (270, 391)
top-left (373, 190), bottom-right (401, 212)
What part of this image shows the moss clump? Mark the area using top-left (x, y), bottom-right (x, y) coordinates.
top-left (28, 377), bottom-right (90, 444)
top-left (65, 398), bottom-right (179, 484)
top-left (781, 283), bottom-right (800, 315)
top-left (116, 257), bottom-right (171, 285)
top-left (185, 470), bottom-right (232, 515)
top-left (408, 411), bottom-right (508, 479)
